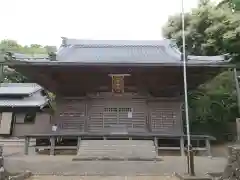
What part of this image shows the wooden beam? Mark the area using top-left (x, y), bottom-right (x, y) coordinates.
top-left (36, 73), bottom-right (58, 93)
top-left (10, 65), bottom-right (225, 96)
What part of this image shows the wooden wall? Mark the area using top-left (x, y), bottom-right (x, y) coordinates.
top-left (53, 93), bottom-right (183, 135)
top-left (12, 113), bottom-right (51, 137)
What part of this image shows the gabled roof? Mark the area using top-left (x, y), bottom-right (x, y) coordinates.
top-left (0, 83), bottom-right (42, 97)
top-left (3, 37), bottom-right (232, 67)
top-left (0, 92), bottom-right (48, 108)
top-left (0, 83), bottom-right (49, 109)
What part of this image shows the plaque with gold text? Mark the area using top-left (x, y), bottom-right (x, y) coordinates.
top-left (109, 74), bottom-right (130, 94)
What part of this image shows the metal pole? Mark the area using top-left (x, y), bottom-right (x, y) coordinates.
top-left (181, 0), bottom-right (193, 175)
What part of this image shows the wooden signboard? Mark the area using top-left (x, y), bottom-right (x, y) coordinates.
top-left (109, 74), bottom-right (130, 94)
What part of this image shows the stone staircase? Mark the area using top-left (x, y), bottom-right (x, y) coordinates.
top-left (73, 140), bottom-right (159, 161)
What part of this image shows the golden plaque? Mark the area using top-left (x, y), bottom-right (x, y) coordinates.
top-left (112, 75), bottom-right (124, 93)
top-left (109, 74), bottom-right (130, 94)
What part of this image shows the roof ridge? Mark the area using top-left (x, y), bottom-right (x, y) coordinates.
top-left (61, 37), bottom-right (171, 47)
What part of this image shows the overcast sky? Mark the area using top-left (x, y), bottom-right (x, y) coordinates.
top-left (0, 0), bottom-right (215, 46)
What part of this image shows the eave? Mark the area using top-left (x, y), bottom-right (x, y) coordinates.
top-left (1, 38), bottom-right (234, 96)
top-left (5, 60), bottom-right (235, 68)
top-left (0, 106), bottom-right (49, 112)
top-left (5, 64), bottom-right (231, 97)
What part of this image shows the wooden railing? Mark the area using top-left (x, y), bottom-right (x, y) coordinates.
top-left (24, 132), bottom-right (215, 156)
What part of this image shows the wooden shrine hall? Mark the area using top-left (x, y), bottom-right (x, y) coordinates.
top-left (3, 38), bottom-right (233, 157)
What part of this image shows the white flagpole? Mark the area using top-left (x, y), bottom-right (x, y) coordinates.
top-left (181, 0), bottom-right (192, 173)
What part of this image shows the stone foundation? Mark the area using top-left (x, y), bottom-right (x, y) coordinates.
top-left (210, 145), bottom-right (240, 180)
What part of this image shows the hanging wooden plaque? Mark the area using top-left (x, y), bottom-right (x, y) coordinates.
top-left (112, 75), bottom-right (124, 93)
top-left (109, 74), bottom-right (130, 94)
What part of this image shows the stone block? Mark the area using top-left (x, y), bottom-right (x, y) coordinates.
top-left (8, 170), bottom-right (32, 180)
top-left (217, 144), bottom-right (240, 180)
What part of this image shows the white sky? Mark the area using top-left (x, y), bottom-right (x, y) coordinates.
top-left (0, 0), bottom-right (201, 46)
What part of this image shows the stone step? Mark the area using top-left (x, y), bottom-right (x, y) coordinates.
top-left (80, 144), bottom-right (154, 146)
top-left (76, 140), bottom-right (157, 161)
top-left (80, 141), bottom-right (153, 145)
top-left (79, 148), bottom-right (156, 151)
top-left (81, 147), bottom-right (155, 151)
top-left (80, 140), bottom-right (152, 143)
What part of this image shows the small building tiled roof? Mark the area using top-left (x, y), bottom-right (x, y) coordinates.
top-left (3, 38), bottom-right (232, 67)
top-left (0, 83), bottom-right (42, 96)
top-left (0, 83), bottom-right (49, 109)
top-left (0, 92), bottom-right (48, 108)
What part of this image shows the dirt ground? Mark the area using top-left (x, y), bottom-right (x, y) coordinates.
top-left (29, 175), bottom-right (178, 180)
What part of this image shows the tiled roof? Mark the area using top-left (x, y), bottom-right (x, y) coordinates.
top-left (0, 83), bottom-right (42, 96)
top-left (57, 44), bottom-right (180, 63)
top-left (0, 89), bottom-right (48, 108)
top-left (4, 38), bottom-right (231, 66)
top-left (56, 38), bottom-right (230, 64)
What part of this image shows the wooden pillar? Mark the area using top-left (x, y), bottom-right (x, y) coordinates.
top-left (227, 146), bottom-right (233, 163)
top-left (50, 136), bottom-right (55, 156)
top-left (180, 137), bottom-right (185, 156)
top-left (0, 146), bottom-right (3, 167)
top-left (77, 137), bottom-right (81, 152)
top-left (84, 101), bottom-right (88, 132)
top-left (0, 146), bottom-right (4, 180)
top-left (0, 63), bottom-right (3, 83)
top-left (236, 118), bottom-right (240, 141)
top-left (205, 139), bottom-right (211, 157)
top-left (24, 137), bottom-right (30, 155)
top-left (154, 137), bottom-right (158, 156)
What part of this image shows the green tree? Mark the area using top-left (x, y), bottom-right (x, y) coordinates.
top-left (0, 39), bottom-right (49, 83)
top-left (218, 0), bottom-right (240, 11)
top-left (162, 0), bottom-right (240, 139)
top-left (163, 0), bottom-right (240, 58)
top-left (30, 44), bottom-right (42, 48)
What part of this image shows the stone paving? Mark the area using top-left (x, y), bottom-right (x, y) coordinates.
top-left (0, 140), bottom-right (228, 177)
top-left (4, 155), bottom-right (227, 176)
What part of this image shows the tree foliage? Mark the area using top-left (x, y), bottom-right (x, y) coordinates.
top-left (188, 71), bottom-right (238, 139)
top-left (0, 39), bottom-right (49, 83)
top-left (162, 0), bottom-right (240, 139)
top-left (0, 40), bottom-right (57, 112)
top-left (218, 0), bottom-right (240, 11)
top-left (163, 0), bottom-right (240, 59)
